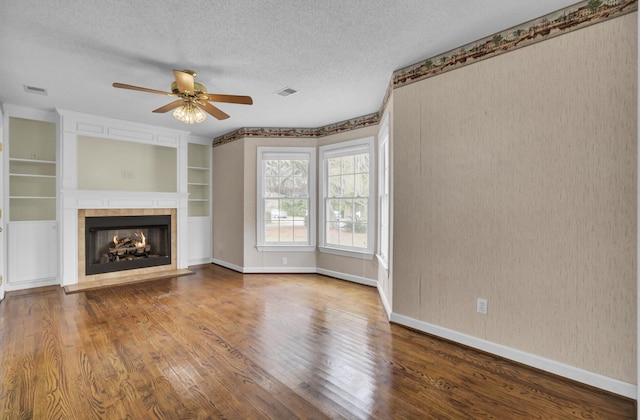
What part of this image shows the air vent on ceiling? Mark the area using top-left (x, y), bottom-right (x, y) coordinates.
top-left (275, 87), bottom-right (298, 97)
top-left (24, 85), bottom-right (48, 95)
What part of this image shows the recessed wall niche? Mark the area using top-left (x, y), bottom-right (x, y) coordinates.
top-left (8, 117), bottom-right (57, 221)
top-left (77, 135), bottom-right (177, 192)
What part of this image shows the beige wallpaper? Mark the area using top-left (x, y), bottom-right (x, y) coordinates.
top-left (212, 139), bottom-right (245, 267)
top-left (392, 13), bottom-right (637, 383)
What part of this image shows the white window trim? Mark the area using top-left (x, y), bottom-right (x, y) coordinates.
top-left (377, 114), bottom-right (390, 271)
top-left (318, 137), bottom-right (375, 258)
top-left (256, 146), bottom-right (316, 250)
top-left (257, 245), bottom-right (316, 252)
top-left (318, 245), bottom-right (375, 260)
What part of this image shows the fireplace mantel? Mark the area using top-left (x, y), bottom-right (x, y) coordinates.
top-left (61, 191), bottom-right (189, 286)
top-left (57, 109), bottom-right (193, 287)
top-left (61, 190), bottom-right (189, 210)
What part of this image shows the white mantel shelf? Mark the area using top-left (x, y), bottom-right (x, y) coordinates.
top-left (61, 190), bottom-right (189, 209)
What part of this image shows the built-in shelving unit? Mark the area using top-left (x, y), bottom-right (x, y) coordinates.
top-left (4, 111), bottom-right (59, 291)
top-left (8, 117), bottom-right (57, 221)
top-left (187, 143), bottom-right (210, 217)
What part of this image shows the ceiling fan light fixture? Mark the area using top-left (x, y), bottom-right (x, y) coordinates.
top-left (113, 69), bottom-right (252, 122)
top-left (173, 101), bottom-right (207, 124)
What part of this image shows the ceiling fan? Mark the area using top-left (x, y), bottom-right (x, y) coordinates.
top-left (112, 69), bottom-right (253, 124)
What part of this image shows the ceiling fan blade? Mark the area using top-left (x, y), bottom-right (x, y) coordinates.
top-left (152, 100), bottom-right (184, 113)
top-left (197, 101), bottom-right (230, 120)
top-left (202, 93), bottom-right (253, 105)
top-left (112, 82), bottom-right (174, 96)
top-left (173, 70), bottom-right (195, 94)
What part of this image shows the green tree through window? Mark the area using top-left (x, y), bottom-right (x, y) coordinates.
top-left (258, 147), bottom-right (316, 248)
top-left (319, 137), bottom-right (374, 256)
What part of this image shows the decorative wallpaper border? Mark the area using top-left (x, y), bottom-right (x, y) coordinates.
top-left (392, 0), bottom-right (637, 89)
top-left (212, 113), bottom-right (380, 147)
top-left (214, 0), bottom-right (637, 147)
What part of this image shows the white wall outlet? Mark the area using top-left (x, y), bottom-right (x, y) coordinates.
top-left (281, 257), bottom-right (287, 265)
top-left (477, 298), bottom-right (488, 315)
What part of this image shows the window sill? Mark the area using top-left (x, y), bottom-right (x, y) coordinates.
top-left (256, 245), bottom-right (316, 252)
top-left (318, 246), bottom-right (374, 260)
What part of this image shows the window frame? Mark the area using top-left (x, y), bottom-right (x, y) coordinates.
top-left (318, 137), bottom-right (375, 259)
top-left (377, 115), bottom-right (390, 270)
top-left (256, 146), bottom-right (316, 252)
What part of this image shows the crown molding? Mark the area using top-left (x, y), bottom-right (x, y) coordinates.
top-left (212, 112), bottom-right (380, 147)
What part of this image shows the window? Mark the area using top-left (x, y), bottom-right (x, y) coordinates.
top-left (257, 147), bottom-right (316, 250)
top-left (377, 116), bottom-right (390, 269)
top-left (319, 137), bottom-right (374, 258)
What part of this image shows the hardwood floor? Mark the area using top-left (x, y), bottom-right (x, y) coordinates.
top-left (0, 264), bottom-right (635, 419)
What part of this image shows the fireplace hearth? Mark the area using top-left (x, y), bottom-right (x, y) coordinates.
top-left (85, 215), bottom-right (171, 275)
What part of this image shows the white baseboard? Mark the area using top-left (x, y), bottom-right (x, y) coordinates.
top-left (316, 268), bottom-right (377, 287)
top-left (390, 313), bottom-right (637, 400)
top-left (377, 285), bottom-right (392, 320)
top-left (209, 259), bottom-right (378, 285)
top-left (242, 266), bottom-right (317, 274)
top-left (210, 258), bottom-right (243, 273)
top-left (6, 277), bottom-right (59, 292)
top-left (188, 258), bottom-right (213, 266)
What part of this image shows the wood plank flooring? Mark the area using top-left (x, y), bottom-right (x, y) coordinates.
top-left (0, 264), bottom-right (635, 419)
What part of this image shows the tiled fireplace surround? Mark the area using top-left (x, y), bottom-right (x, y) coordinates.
top-left (77, 208), bottom-right (177, 284)
top-left (59, 110), bottom-right (190, 287)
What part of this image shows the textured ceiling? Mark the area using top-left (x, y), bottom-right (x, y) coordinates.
top-left (0, 0), bottom-right (577, 138)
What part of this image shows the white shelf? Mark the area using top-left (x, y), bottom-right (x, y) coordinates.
top-left (8, 117), bottom-right (57, 221)
top-left (9, 196), bottom-right (56, 199)
top-left (187, 143), bottom-right (210, 217)
top-left (10, 174), bottom-right (56, 179)
top-left (10, 158), bottom-right (56, 164)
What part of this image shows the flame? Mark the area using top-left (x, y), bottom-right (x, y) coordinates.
top-left (133, 231), bottom-right (146, 247)
top-left (113, 234), bottom-right (119, 246)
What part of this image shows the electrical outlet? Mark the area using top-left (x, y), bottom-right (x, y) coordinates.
top-left (282, 257), bottom-right (287, 265)
top-left (477, 298), bottom-right (488, 315)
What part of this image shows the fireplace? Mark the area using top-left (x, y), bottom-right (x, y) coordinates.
top-left (85, 215), bottom-right (171, 275)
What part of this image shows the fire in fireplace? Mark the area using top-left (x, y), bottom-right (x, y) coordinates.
top-left (85, 215), bottom-right (171, 275)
